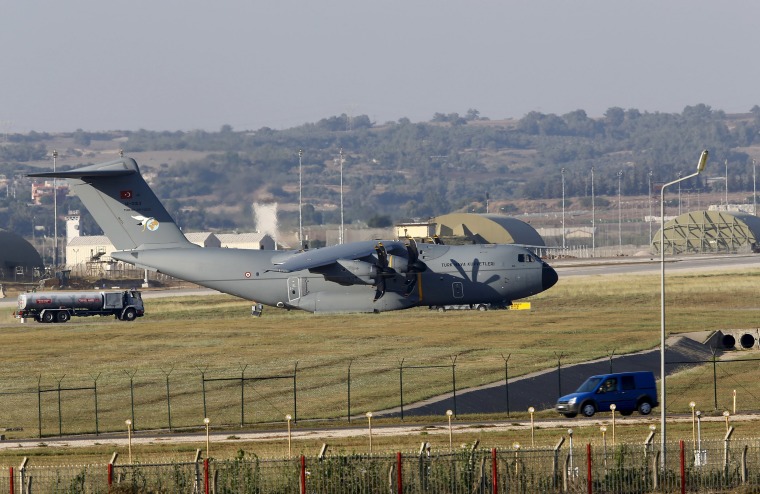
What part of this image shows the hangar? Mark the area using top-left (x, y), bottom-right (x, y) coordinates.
top-left (652, 210), bottom-right (760, 255)
top-left (0, 230), bottom-right (43, 282)
top-left (431, 213), bottom-right (545, 246)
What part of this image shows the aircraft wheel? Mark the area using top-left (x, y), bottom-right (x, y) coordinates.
top-left (437, 307), bottom-right (445, 312)
top-left (581, 402), bottom-right (596, 417)
top-left (42, 311), bottom-right (55, 323)
top-left (477, 304), bottom-right (487, 311)
top-left (56, 311), bottom-right (70, 323)
top-left (122, 308), bottom-right (137, 322)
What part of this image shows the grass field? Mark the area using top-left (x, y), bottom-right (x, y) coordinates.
top-left (2, 265), bottom-right (760, 465)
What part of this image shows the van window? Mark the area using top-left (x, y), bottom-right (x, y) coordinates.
top-left (575, 377), bottom-right (602, 393)
top-left (597, 377), bottom-right (617, 394)
top-left (621, 375), bottom-right (635, 391)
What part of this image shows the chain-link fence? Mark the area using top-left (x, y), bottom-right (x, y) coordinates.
top-left (3, 438), bottom-right (760, 493)
top-left (3, 351), bottom-right (760, 439)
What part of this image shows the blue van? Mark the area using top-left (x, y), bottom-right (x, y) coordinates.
top-left (555, 371), bottom-right (658, 418)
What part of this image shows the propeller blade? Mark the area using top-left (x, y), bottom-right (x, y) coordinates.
top-left (373, 277), bottom-right (386, 302)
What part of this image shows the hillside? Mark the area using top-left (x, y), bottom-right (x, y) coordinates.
top-left (2, 105), bottom-right (760, 243)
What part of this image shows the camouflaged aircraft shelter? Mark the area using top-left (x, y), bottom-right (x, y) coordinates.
top-left (432, 213), bottom-right (545, 246)
top-left (0, 230), bottom-right (43, 281)
top-left (652, 210), bottom-right (760, 255)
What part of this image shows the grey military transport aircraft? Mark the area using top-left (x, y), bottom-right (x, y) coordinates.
top-left (30, 158), bottom-right (558, 314)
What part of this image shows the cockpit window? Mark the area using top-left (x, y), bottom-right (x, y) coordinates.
top-left (518, 253), bottom-right (535, 263)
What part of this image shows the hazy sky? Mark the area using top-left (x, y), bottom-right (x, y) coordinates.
top-left (3, 1), bottom-right (760, 133)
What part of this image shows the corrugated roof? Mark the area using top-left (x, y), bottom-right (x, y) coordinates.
top-left (432, 213), bottom-right (545, 246)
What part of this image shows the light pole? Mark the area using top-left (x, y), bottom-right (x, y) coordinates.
top-left (298, 150), bottom-right (303, 249)
top-left (366, 411), bottom-right (373, 453)
top-left (339, 148), bottom-right (344, 245)
top-left (677, 171), bottom-right (682, 215)
top-left (446, 409), bottom-right (453, 452)
top-left (204, 417), bottom-right (210, 458)
top-left (125, 419), bottom-right (132, 464)
top-left (286, 414), bottom-right (292, 458)
top-left (52, 150), bottom-right (58, 269)
top-left (618, 170), bottom-right (623, 254)
top-left (610, 403), bottom-right (617, 448)
top-left (528, 406), bottom-right (535, 447)
top-left (567, 428), bottom-right (574, 475)
top-left (660, 150), bottom-right (709, 470)
top-left (648, 170), bottom-right (653, 246)
top-left (725, 159), bottom-right (729, 207)
top-left (690, 401), bottom-right (697, 448)
top-left (754, 160), bottom-right (757, 216)
top-left (723, 410), bottom-right (730, 432)
top-left (561, 168), bottom-right (566, 252)
top-left (591, 167), bottom-right (595, 255)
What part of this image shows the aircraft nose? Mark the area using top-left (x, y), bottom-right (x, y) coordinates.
top-left (542, 264), bottom-right (558, 290)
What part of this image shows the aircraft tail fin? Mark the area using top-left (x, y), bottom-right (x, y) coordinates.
top-left (29, 158), bottom-right (194, 251)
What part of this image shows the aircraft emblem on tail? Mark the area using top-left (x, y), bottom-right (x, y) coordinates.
top-left (131, 215), bottom-right (160, 232)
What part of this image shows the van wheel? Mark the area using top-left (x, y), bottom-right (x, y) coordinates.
top-left (122, 308), bottom-right (137, 322)
top-left (56, 311), bottom-right (70, 323)
top-left (563, 412), bottom-right (577, 418)
top-left (638, 400), bottom-right (653, 415)
top-left (581, 402), bottom-right (596, 417)
top-left (42, 311), bottom-right (55, 323)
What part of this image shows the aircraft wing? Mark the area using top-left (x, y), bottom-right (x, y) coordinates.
top-left (272, 240), bottom-right (407, 272)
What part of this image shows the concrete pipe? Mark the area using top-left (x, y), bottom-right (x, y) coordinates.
top-left (722, 334), bottom-right (736, 349)
top-left (740, 333), bottom-right (756, 349)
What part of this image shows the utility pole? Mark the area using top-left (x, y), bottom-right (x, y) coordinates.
top-left (591, 167), bottom-right (595, 255)
top-left (561, 168), bottom-right (566, 251)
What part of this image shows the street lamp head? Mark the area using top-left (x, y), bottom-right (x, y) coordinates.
top-left (203, 417), bottom-right (210, 425)
top-left (366, 412), bottom-right (373, 419)
top-left (446, 409), bottom-right (453, 417)
top-left (610, 404), bottom-right (616, 411)
top-left (567, 428), bottom-right (573, 437)
top-left (600, 426), bottom-right (607, 433)
top-left (528, 407), bottom-right (535, 414)
top-left (689, 401), bottom-right (696, 409)
top-left (723, 411), bottom-right (730, 417)
top-left (285, 414), bottom-right (292, 421)
top-left (696, 410), bottom-right (702, 418)
top-left (696, 150), bottom-right (709, 173)
top-left (125, 419), bottom-right (131, 426)
top-left (512, 442), bottom-right (521, 450)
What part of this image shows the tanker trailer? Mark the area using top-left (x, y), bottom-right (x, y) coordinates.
top-left (14, 290), bottom-right (144, 323)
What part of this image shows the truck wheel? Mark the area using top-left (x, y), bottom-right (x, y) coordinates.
top-left (477, 304), bottom-right (488, 311)
top-left (122, 308), bottom-right (137, 321)
top-left (581, 402), bottom-right (597, 417)
top-left (56, 311), bottom-right (70, 323)
top-left (42, 311), bottom-right (55, 323)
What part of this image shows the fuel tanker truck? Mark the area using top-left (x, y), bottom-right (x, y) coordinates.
top-left (14, 290), bottom-right (145, 323)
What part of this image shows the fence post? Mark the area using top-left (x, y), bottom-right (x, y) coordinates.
top-left (18, 458), bottom-right (27, 494)
top-left (742, 444), bottom-right (748, 483)
top-left (586, 444), bottom-right (592, 494)
top-left (492, 448), bottom-right (498, 494)
top-left (397, 452), bottom-right (403, 494)
top-left (680, 440), bottom-right (685, 494)
top-left (724, 426), bottom-right (734, 482)
top-left (399, 359), bottom-right (404, 420)
top-left (9, 466), bottom-right (13, 494)
top-left (553, 437), bottom-right (565, 490)
top-left (204, 458), bottom-right (209, 494)
top-left (563, 452), bottom-right (570, 492)
top-left (300, 455), bottom-right (306, 494)
top-left (652, 451), bottom-right (660, 490)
